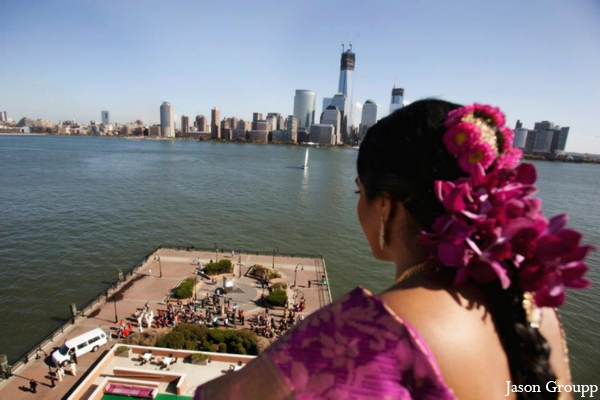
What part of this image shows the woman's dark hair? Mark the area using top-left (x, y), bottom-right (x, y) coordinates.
top-left (357, 99), bottom-right (557, 400)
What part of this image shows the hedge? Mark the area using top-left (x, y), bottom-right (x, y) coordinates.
top-left (156, 331), bottom-right (185, 349)
top-left (155, 323), bottom-right (259, 355)
top-left (174, 278), bottom-right (195, 299)
top-left (204, 259), bottom-right (233, 276)
top-left (266, 289), bottom-right (287, 307)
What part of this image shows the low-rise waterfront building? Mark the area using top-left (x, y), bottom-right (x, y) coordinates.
top-left (310, 124), bottom-right (335, 145)
top-left (272, 129), bottom-right (296, 143)
top-left (149, 125), bottom-right (162, 136)
top-left (248, 130), bottom-right (268, 142)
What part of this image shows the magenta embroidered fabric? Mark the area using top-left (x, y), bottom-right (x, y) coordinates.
top-left (260, 287), bottom-right (455, 399)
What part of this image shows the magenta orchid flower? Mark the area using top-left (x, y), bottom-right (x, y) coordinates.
top-left (421, 103), bottom-right (593, 308)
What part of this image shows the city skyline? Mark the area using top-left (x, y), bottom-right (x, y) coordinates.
top-left (1, 1), bottom-right (599, 153)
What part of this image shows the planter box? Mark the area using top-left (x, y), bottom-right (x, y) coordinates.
top-left (115, 348), bottom-right (131, 358)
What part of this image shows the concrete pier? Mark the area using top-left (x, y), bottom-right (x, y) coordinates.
top-left (0, 247), bottom-right (331, 399)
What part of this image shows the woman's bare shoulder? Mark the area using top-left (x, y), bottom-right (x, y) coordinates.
top-left (379, 277), bottom-right (513, 399)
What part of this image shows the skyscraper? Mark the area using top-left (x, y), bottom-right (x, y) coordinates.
top-left (181, 115), bottom-right (189, 133)
top-left (101, 111), bottom-right (110, 125)
top-left (211, 107), bottom-right (220, 139)
top-left (321, 105), bottom-right (341, 144)
top-left (286, 115), bottom-right (298, 135)
top-left (513, 128), bottom-right (528, 149)
top-left (555, 127), bottom-right (569, 152)
top-left (160, 102), bottom-right (175, 137)
top-left (389, 87), bottom-right (404, 115)
top-left (293, 90), bottom-right (316, 129)
top-left (196, 115), bottom-right (207, 132)
top-left (338, 48), bottom-right (355, 135)
top-left (0, 111), bottom-right (7, 122)
top-left (360, 99), bottom-right (378, 139)
top-left (331, 93), bottom-right (346, 141)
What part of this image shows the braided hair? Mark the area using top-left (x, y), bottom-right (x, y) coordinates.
top-left (357, 99), bottom-right (557, 399)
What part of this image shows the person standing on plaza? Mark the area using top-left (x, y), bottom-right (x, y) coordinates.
top-left (49, 370), bottom-right (56, 389)
top-left (29, 378), bottom-right (38, 393)
top-left (70, 361), bottom-right (77, 377)
top-left (56, 366), bottom-right (64, 382)
top-left (69, 347), bottom-right (78, 364)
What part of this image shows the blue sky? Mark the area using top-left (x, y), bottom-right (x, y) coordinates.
top-left (1, 0), bottom-right (599, 153)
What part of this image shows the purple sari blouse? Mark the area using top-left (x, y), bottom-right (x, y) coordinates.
top-left (195, 287), bottom-right (456, 399)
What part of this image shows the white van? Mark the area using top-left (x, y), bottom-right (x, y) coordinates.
top-left (52, 327), bottom-right (108, 367)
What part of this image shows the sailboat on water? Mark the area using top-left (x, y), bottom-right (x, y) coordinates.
top-left (303, 148), bottom-right (309, 169)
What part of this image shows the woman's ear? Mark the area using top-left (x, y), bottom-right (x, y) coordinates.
top-left (380, 194), bottom-right (394, 223)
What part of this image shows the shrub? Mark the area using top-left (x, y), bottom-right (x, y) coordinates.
top-left (156, 331), bottom-right (185, 349)
top-left (115, 346), bottom-right (129, 354)
top-left (173, 323), bottom-right (208, 343)
top-left (204, 259), bottom-right (233, 276)
top-left (272, 282), bottom-right (287, 291)
top-left (267, 270), bottom-right (281, 279)
top-left (157, 323), bottom-right (260, 355)
top-left (184, 339), bottom-right (197, 350)
top-left (256, 337), bottom-right (271, 353)
top-left (191, 353), bottom-right (209, 361)
top-left (266, 289), bottom-right (287, 307)
top-left (174, 278), bottom-right (195, 299)
top-left (201, 340), bottom-right (215, 352)
top-left (250, 264), bottom-right (268, 278)
top-left (208, 329), bottom-right (224, 343)
top-left (123, 329), bottom-right (168, 347)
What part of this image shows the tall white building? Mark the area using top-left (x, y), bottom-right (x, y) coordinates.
top-left (293, 90), bottom-right (316, 129)
top-left (101, 111), bottom-right (110, 125)
top-left (351, 102), bottom-right (362, 128)
top-left (338, 49), bottom-right (355, 135)
top-left (160, 102), bottom-right (175, 138)
top-left (1, 111), bottom-right (8, 122)
top-left (360, 99), bottom-right (378, 139)
top-left (389, 87), bottom-right (404, 115)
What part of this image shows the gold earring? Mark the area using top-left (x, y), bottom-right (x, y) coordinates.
top-left (379, 216), bottom-right (385, 250)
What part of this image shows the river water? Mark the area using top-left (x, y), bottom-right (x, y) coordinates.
top-left (0, 135), bottom-right (598, 383)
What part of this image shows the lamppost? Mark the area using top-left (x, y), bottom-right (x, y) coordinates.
top-left (293, 263), bottom-right (303, 288)
top-left (214, 243), bottom-right (218, 262)
top-left (238, 249), bottom-right (242, 265)
top-left (272, 247), bottom-right (278, 269)
top-left (154, 255), bottom-right (162, 278)
top-left (194, 271), bottom-right (198, 301)
top-left (113, 296), bottom-right (118, 323)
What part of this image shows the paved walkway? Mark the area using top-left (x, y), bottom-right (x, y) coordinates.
top-left (0, 248), bottom-right (331, 400)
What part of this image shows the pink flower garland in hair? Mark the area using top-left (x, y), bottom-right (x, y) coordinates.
top-left (420, 103), bottom-right (593, 308)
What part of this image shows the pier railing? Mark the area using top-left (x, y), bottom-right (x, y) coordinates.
top-left (159, 244), bottom-right (323, 260)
